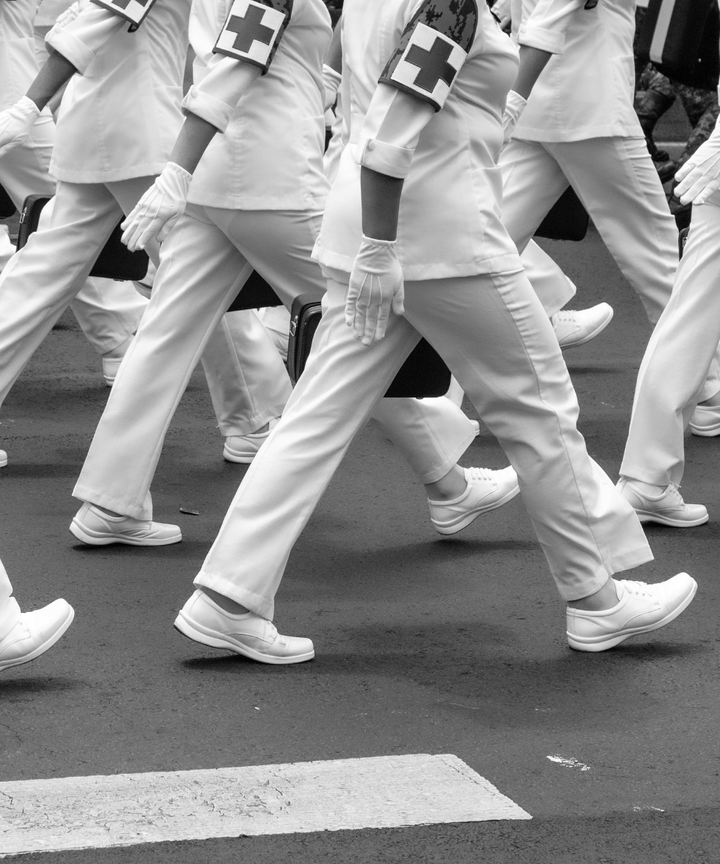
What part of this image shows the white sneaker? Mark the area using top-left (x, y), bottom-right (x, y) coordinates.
top-left (617, 478), bottom-right (708, 527)
top-left (70, 502), bottom-right (182, 546)
top-left (0, 598), bottom-right (75, 671)
top-left (174, 590), bottom-right (315, 665)
top-left (551, 303), bottom-right (614, 349)
top-left (223, 418), bottom-right (279, 464)
top-left (428, 466), bottom-right (520, 535)
top-left (689, 402), bottom-right (720, 437)
top-left (101, 335), bottom-right (133, 387)
top-left (101, 356), bottom-right (123, 387)
top-left (566, 573), bottom-right (697, 652)
top-left (0, 448), bottom-right (6, 468)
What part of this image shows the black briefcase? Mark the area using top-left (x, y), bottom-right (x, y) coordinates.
top-left (17, 194), bottom-right (149, 282)
top-left (226, 269), bottom-right (283, 312)
top-left (0, 184), bottom-right (16, 220)
top-left (287, 293), bottom-right (452, 398)
top-left (636, 0), bottom-right (720, 89)
top-left (534, 186), bottom-right (590, 242)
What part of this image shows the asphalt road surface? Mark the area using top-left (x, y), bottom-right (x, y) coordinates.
top-left (1, 227), bottom-right (719, 863)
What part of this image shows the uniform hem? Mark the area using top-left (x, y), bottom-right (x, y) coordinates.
top-left (194, 571), bottom-right (274, 620)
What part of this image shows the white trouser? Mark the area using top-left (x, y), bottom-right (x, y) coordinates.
top-left (519, 240), bottom-right (577, 316)
top-left (194, 270), bottom-right (652, 620)
top-left (0, 177), bottom-right (158, 407)
top-left (501, 136), bottom-right (676, 325)
top-left (0, 113), bottom-right (146, 355)
top-left (620, 196), bottom-right (720, 486)
top-left (74, 205), bottom-right (476, 520)
top-left (0, 557), bottom-right (17, 641)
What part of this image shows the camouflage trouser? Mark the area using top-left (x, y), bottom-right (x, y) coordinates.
top-left (634, 5), bottom-right (719, 162)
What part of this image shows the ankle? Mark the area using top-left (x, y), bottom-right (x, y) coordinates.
top-left (202, 588), bottom-right (249, 615)
top-left (92, 504), bottom-right (124, 518)
top-left (425, 465), bottom-right (467, 502)
top-left (568, 577), bottom-right (619, 612)
top-left (623, 477), bottom-right (666, 497)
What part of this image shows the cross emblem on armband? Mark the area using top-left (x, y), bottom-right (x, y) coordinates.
top-left (382, 22), bottom-right (467, 112)
top-left (214, 0), bottom-right (288, 70)
top-left (91, 0), bottom-right (156, 27)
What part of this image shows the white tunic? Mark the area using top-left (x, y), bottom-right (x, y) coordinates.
top-left (513, 0), bottom-right (643, 141)
top-left (183, 0), bottom-right (331, 211)
top-left (314, 0), bottom-right (523, 280)
top-left (46, 0), bottom-right (190, 183)
top-left (0, 0), bottom-right (40, 109)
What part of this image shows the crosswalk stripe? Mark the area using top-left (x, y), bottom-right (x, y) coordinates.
top-left (0, 754), bottom-right (530, 855)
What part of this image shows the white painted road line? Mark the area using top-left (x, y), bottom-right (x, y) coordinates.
top-left (0, 754), bottom-right (530, 855)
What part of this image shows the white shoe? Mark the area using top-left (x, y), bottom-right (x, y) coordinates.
top-left (0, 598), bottom-right (75, 671)
top-left (101, 356), bottom-right (123, 387)
top-left (566, 573), bottom-right (697, 652)
top-left (70, 502), bottom-right (182, 546)
top-left (551, 303), bottom-right (614, 349)
top-left (174, 590), bottom-right (315, 665)
top-left (689, 402), bottom-right (720, 437)
top-left (223, 418), bottom-right (279, 464)
top-left (101, 335), bottom-right (134, 387)
top-left (617, 478), bottom-right (708, 527)
top-left (0, 448), bottom-right (6, 468)
top-left (428, 466), bottom-right (520, 535)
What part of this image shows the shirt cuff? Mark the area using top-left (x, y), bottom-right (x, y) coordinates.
top-left (46, 6), bottom-right (125, 74)
top-left (182, 86), bottom-right (231, 133)
top-left (357, 137), bottom-right (414, 180)
top-left (517, 24), bottom-right (565, 55)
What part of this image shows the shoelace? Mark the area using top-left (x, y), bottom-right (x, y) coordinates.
top-left (552, 310), bottom-right (577, 325)
top-left (464, 467), bottom-right (498, 484)
top-left (617, 579), bottom-right (652, 598)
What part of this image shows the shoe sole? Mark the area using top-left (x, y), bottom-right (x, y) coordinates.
top-left (173, 612), bottom-right (315, 665)
top-left (567, 578), bottom-right (698, 652)
top-left (635, 509), bottom-right (709, 528)
top-left (559, 307), bottom-right (614, 350)
top-left (0, 458), bottom-right (6, 468)
top-left (432, 484), bottom-right (521, 536)
top-left (222, 448), bottom-right (256, 464)
top-left (0, 606), bottom-right (75, 672)
top-left (689, 423), bottom-right (720, 437)
top-left (69, 518), bottom-right (182, 546)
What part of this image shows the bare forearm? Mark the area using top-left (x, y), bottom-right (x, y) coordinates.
top-left (169, 112), bottom-right (220, 174)
top-left (512, 45), bottom-right (552, 99)
top-left (26, 51), bottom-right (78, 111)
top-left (360, 167), bottom-right (404, 240)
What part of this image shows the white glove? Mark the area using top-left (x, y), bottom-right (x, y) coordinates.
top-left (502, 90), bottom-right (527, 145)
top-left (675, 122), bottom-right (720, 206)
top-left (322, 64), bottom-right (342, 112)
top-left (54, 2), bottom-right (82, 30)
top-left (346, 236), bottom-right (405, 346)
top-left (0, 97), bottom-right (41, 159)
top-left (121, 162), bottom-right (192, 251)
top-left (493, 0), bottom-right (512, 29)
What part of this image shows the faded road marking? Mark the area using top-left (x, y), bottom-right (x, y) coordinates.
top-left (547, 755), bottom-right (592, 771)
top-left (0, 754), bottom-right (530, 855)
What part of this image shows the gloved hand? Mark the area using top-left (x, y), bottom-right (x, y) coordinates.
top-left (322, 63), bottom-right (342, 112)
top-left (0, 97), bottom-right (41, 159)
top-left (502, 90), bottom-right (527, 145)
top-left (121, 162), bottom-right (192, 251)
top-left (346, 235), bottom-right (405, 346)
top-left (54, 1), bottom-right (81, 30)
top-left (493, 0), bottom-right (512, 30)
top-left (675, 119), bottom-right (720, 206)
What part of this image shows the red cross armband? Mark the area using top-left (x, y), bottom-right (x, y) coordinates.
top-left (379, 0), bottom-right (479, 112)
top-left (213, 0), bottom-right (293, 74)
top-left (90, 0), bottom-right (158, 30)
